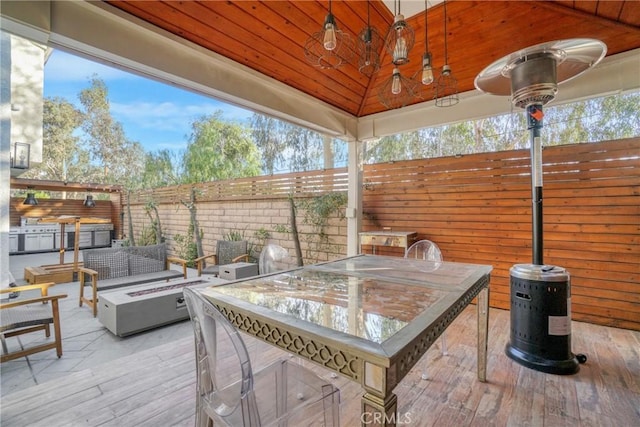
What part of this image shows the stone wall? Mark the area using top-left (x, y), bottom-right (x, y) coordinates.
top-left (125, 196), bottom-right (347, 266)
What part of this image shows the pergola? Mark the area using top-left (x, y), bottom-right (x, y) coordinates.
top-left (1, 0), bottom-right (639, 257)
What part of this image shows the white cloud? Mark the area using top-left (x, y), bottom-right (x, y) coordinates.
top-left (111, 100), bottom-right (252, 132)
top-left (111, 101), bottom-right (218, 131)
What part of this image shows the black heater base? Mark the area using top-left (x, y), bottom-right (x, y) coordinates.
top-left (508, 264), bottom-right (584, 376)
top-left (506, 343), bottom-right (579, 375)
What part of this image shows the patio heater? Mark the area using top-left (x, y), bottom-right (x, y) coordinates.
top-left (474, 39), bottom-right (606, 374)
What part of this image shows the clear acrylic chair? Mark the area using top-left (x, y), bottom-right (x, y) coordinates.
top-left (258, 244), bottom-right (296, 275)
top-left (183, 287), bottom-right (340, 427)
top-left (405, 239), bottom-right (443, 262)
top-left (404, 239), bottom-right (446, 380)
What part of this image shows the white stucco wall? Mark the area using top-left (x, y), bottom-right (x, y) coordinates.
top-left (1, 30), bottom-right (46, 288)
top-left (1, 31), bottom-right (12, 288)
top-left (10, 33), bottom-right (45, 165)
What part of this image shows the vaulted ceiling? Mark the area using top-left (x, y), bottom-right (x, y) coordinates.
top-left (105, 0), bottom-right (640, 118)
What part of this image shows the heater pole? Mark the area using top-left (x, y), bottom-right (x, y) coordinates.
top-left (528, 104), bottom-right (544, 265)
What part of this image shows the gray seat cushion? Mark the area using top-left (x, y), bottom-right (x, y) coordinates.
top-left (201, 265), bottom-right (221, 276)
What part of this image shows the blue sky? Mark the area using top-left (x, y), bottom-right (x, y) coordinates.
top-left (44, 49), bottom-right (254, 154)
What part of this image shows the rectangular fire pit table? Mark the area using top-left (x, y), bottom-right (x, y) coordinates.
top-left (98, 277), bottom-right (227, 336)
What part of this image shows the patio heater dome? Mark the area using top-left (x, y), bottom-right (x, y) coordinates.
top-left (474, 38), bottom-right (607, 106)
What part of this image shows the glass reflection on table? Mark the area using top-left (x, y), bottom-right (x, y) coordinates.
top-left (209, 267), bottom-right (450, 344)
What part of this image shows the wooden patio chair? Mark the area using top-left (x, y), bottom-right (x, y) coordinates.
top-left (0, 282), bottom-right (67, 363)
top-left (195, 240), bottom-right (249, 277)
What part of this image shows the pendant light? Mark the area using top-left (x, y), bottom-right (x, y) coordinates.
top-left (420, 0), bottom-right (434, 85)
top-left (304, 0), bottom-right (355, 69)
top-left (377, 67), bottom-right (418, 109)
top-left (385, 0), bottom-right (415, 66)
top-left (23, 192), bottom-right (38, 206)
top-left (434, 0), bottom-right (459, 107)
top-left (83, 193), bottom-right (96, 208)
top-left (357, 0), bottom-right (384, 76)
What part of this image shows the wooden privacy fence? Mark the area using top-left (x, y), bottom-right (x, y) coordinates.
top-left (129, 169), bottom-right (349, 204)
top-left (126, 138), bottom-right (639, 330)
top-left (361, 137), bottom-right (639, 330)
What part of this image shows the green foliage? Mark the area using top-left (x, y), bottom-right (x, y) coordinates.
top-left (141, 150), bottom-right (180, 188)
top-left (24, 97), bottom-right (95, 182)
top-left (364, 92), bottom-right (640, 163)
top-left (300, 192), bottom-right (347, 229)
top-left (136, 226), bottom-right (157, 247)
top-left (254, 227), bottom-right (270, 240)
top-left (34, 77), bottom-right (145, 187)
top-left (173, 232), bottom-right (198, 268)
top-left (222, 229), bottom-right (245, 241)
top-left (252, 228), bottom-right (271, 259)
top-left (273, 224), bottom-right (289, 234)
top-left (182, 111), bottom-right (261, 183)
top-left (298, 192), bottom-right (347, 262)
top-left (144, 200), bottom-right (164, 244)
top-left (250, 113), bottom-right (347, 174)
top-left (222, 228), bottom-right (259, 261)
top-left (78, 76), bottom-right (145, 187)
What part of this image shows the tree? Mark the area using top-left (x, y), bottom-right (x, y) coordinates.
top-left (182, 111), bottom-right (261, 183)
top-left (251, 113), bottom-right (347, 174)
top-left (250, 114), bottom-right (284, 175)
top-left (141, 149), bottom-right (181, 188)
top-left (363, 92), bottom-right (640, 164)
top-left (78, 76), bottom-right (145, 186)
top-left (23, 97), bottom-right (96, 184)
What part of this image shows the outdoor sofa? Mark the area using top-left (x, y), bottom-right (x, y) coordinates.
top-left (78, 243), bottom-right (187, 317)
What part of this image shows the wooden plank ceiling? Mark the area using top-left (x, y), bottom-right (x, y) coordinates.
top-left (105, 1), bottom-right (640, 118)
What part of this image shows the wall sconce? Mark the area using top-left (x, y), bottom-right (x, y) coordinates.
top-left (12, 143), bottom-right (30, 169)
top-left (23, 192), bottom-right (38, 206)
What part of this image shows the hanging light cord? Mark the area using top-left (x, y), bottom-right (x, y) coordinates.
top-left (443, 0), bottom-right (448, 64)
top-left (424, 0), bottom-right (429, 51)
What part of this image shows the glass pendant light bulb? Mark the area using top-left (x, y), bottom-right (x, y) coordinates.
top-left (323, 22), bottom-right (337, 51)
top-left (422, 66), bottom-right (434, 85)
top-left (421, 53), bottom-right (434, 85)
top-left (364, 45), bottom-right (372, 66)
top-left (393, 29), bottom-right (407, 63)
top-left (391, 70), bottom-right (402, 94)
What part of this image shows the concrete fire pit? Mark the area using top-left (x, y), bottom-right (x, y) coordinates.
top-left (98, 277), bottom-right (226, 336)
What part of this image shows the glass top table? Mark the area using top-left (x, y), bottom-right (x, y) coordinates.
top-left (201, 254), bottom-right (492, 426)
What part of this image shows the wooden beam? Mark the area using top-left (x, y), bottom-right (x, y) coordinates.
top-left (10, 178), bottom-right (123, 193)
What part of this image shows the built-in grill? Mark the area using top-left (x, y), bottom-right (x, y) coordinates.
top-left (11, 219), bottom-right (114, 254)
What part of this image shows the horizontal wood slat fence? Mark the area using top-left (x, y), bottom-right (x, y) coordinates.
top-left (361, 137), bottom-right (639, 331)
top-left (129, 169), bottom-right (350, 204)
top-left (126, 138), bottom-right (639, 331)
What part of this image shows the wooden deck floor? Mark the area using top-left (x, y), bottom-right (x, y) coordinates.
top-left (1, 307), bottom-right (638, 426)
